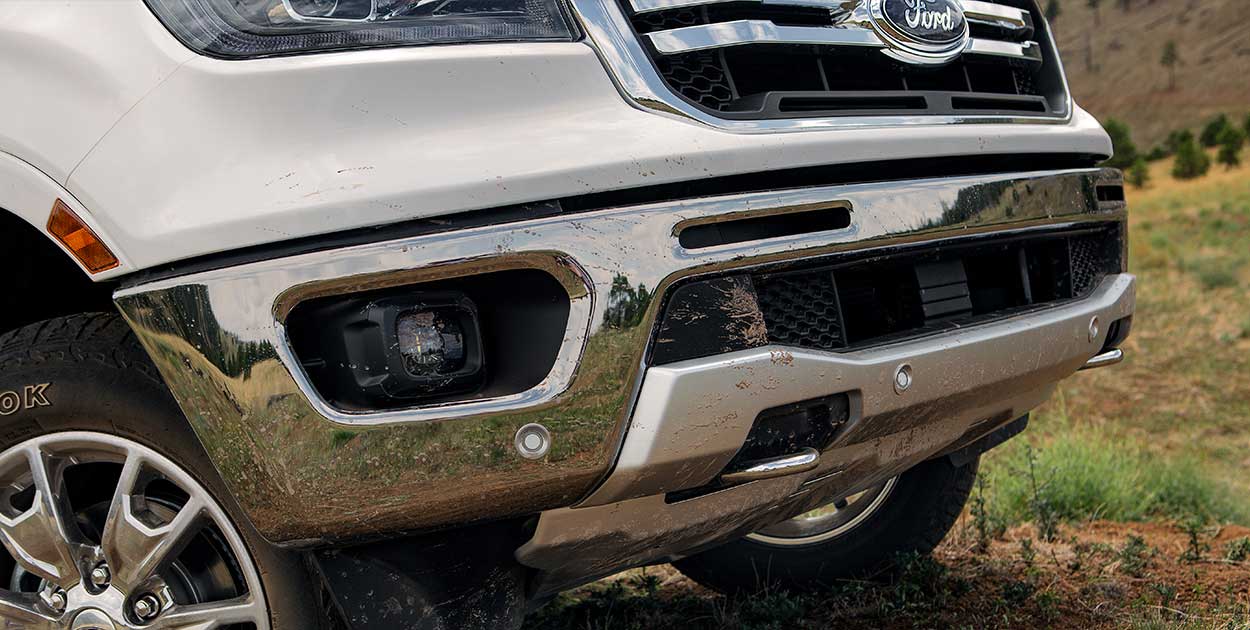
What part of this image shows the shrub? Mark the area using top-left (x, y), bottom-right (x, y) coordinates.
top-left (1200, 114), bottom-right (1233, 148)
top-left (1103, 118), bottom-right (1139, 169)
top-left (1164, 129), bottom-right (1194, 155)
top-left (1127, 157), bottom-right (1150, 188)
top-left (1217, 126), bottom-right (1245, 169)
top-left (1145, 145), bottom-right (1169, 161)
top-left (1172, 134), bottom-right (1211, 180)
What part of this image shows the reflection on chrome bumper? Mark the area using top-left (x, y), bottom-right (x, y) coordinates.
top-left (114, 167), bottom-right (1127, 544)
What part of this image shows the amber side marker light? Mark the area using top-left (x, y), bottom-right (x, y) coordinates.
top-left (47, 199), bottom-right (119, 273)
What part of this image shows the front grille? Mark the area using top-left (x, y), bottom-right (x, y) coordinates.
top-left (650, 226), bottom-right (1122, 364)
top-left (752, 229), bottom-right (1120, 350)
top-left (619, 0), bottom-right (1067, 120)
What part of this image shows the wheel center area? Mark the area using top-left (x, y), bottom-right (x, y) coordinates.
top-left (69, 607), bottom-right (117, 630)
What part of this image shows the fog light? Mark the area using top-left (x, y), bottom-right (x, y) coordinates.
top-left (397, 310), bottom-right (467, 377)
top-left (297, 292), bottom-right (485, 409)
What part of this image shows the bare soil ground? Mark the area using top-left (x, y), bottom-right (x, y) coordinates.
top-left (528, 520), bottom-right (1250, 629)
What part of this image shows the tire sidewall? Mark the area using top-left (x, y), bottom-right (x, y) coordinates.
top-left (0, 316), bottom-right (325, 629)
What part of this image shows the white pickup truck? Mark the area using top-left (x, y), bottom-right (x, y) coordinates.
top-left (0, 0), bottom-right (1133, 627)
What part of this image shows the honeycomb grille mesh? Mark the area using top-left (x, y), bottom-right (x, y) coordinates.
top-left (754, 273), bottom-right (845, 350)
top-left (632, 8), bottom-right (735, 111)
top-left (656, 52), bottom-right (735, 110)
top-left (1069, 235), bottom-right (1106, 297)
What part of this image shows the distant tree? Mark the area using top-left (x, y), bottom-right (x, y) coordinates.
top-left (1102, 118), bottom-right (1139, 169)
top-left (1172, 134), bottom-right (1211, 180)
top-left (1200, 114), bottom-right (1232, 148)
top-left (1086, 0), bottom-right (1102, 24)
top-left (1160, 41), bottom-right (1179, 90)
top-left (1116, 0), bottom-right (1131, 9)
top-left (1146, 145), bottom-right (1169, 161)
top-left (1165, 129), bottom-right (1194, 155)
top-left (1216, 127), bottom-right (1245, 169)
top-left (1045, 0), bottom-right (1061, 21)
top-left (1127, 157), bottom-right (1150, 188)
top-left (1244, 112), bottom-right (1250, 139)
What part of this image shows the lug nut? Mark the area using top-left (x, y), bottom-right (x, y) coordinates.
top-left (133, 594), bottom-right (162, 620)
top-left (43, 588), bottom-right (66, 613)
top-left (90, 563), bottom-right (111, 588)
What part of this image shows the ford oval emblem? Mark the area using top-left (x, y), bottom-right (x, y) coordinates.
top-left (869, 0), bottom-right (970, 65)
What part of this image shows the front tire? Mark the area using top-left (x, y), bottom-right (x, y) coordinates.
top-left (0, 314), bottom-right (326, 628)
top-left (673, 455), bottom-right (978, 593)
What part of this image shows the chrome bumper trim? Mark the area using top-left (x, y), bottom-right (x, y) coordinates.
top-left (582, 274), bottom-right (1135, 506)
top-left (114, 168), bottom-right (1125, 543)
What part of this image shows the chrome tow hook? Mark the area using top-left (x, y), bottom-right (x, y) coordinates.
top-left (1079, 348), bottom-right (1125, 371)
top-left (719, 448), bottom-right (821, 485)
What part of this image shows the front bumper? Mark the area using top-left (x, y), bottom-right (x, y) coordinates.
top-left (517, 273), bottom-right (1132, 592)
top-left (114, 167), bottom-right (1130, 545)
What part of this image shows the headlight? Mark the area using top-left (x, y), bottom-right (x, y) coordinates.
top-left (145, 0), bottom-right (578, 58)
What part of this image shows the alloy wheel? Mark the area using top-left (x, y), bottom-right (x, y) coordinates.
top-left (746, 477), bottom-right (899, 546)
top-left (0, 432), bottom-right (268, 629)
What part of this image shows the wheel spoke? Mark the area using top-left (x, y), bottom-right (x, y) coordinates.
top-left (101, 453), bottom-right (207, 590)
top-left (0, 447), bottom-right (91, 587)
top-left (155, 596), bottom-right (264, 630)
top-left (0, 591), bottom-right (56, 628)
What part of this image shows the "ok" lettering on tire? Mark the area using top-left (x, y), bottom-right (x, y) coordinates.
top-left (0, 383), bottom-right (51, 416)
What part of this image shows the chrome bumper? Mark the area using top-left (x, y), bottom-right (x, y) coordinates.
top-left (114, 167), bottom-right (1128, 544)
top-left (517, 274), bottom-right (1134, 593)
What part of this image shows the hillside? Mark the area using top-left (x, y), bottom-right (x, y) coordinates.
top-left (1048, 0), bottom-right (1250, 148)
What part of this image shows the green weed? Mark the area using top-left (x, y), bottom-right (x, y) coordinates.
top-left (1224, 537), bottom-right (1250, 562)
top-left (330, 429), bottom-right (357, 449)
top-left (1178, 517), bottom-right (1211, 564)
top-left (1118, 535), bottom-right (1152, 578)
top-left (981, 424), bottom-right (1246, 527)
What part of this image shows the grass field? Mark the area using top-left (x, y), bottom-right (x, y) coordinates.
top-left (524, 157), bottom-right (1250, 629)
top-left (981, 155), bottom-right (1250, 529)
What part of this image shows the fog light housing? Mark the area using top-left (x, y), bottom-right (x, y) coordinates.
top-left (303, 292), bottom-right (485, 408)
